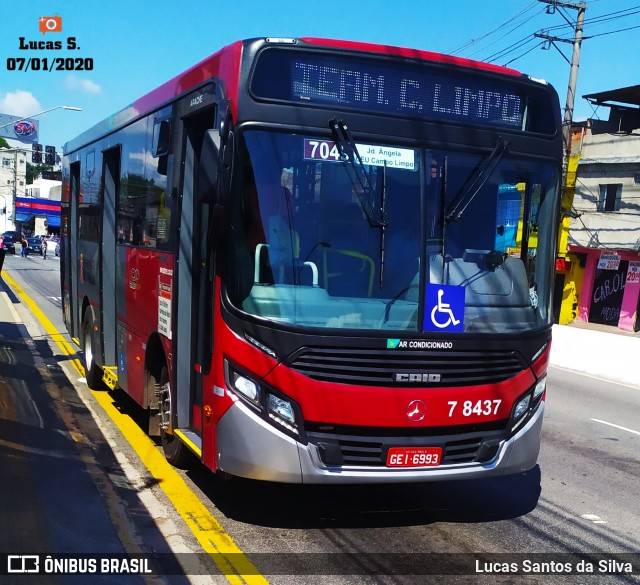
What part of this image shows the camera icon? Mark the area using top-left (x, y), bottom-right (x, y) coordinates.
top-left (39, 15), bottom-right (62, 34)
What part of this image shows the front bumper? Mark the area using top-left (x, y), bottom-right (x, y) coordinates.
top-left (215, 400), bottom-right (544, 484)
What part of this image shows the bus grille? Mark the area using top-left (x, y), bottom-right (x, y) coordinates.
top-left (287, 347), bottom-right (525, 387)
top-left (307, 427), bottom-right (505, 467)
top-left (307, 421), bottom-right (506, 467)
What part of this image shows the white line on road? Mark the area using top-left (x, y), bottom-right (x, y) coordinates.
top-left (581, 513), bottom-right (607, 524)
top-left (549, 364), bottom-right (640, 390)
top-left (591, 418), bottom-right (640, 436)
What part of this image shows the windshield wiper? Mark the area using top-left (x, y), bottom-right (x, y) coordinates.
top-left (439, 156), bottom-right (448, 282)
top-left (379, 160), bottom-right (387, 287)
top-left (329, 118), bottom-right (386, 228)
top-left (444, 140), bottom-right (509, 224)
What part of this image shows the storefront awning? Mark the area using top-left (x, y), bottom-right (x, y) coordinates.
top-left (14, 212), bottom-right (61, 227)
top-left (14, 197), bottom-right (61, 229)
top-left (15, 212), bottom-right (32, 223)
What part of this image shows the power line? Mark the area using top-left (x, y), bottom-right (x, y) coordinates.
top-left (543, 5), bottom-right (640, 32)
top-left (464, 6), bottom-right (547, 59)
top-left (483, 34), bottom-right (538, 63)
top-left (584, 23), bottom-right (640, 39)
top-left (503, 43), bottom-right (544, 66)
top-left (449, 1), bottom-right (540, 54)
top-left (466, 1), bottom-right (640, 65)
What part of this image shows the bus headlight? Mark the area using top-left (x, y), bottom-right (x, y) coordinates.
top-left (513, 394), bottom-right (531, 421)
top-left (511, 375), bottom-right (546, 433)
top-left (226, 360), bottom-right (303, 440)
top-left (533, 376), bottom-right (546, 400)
top-left (231, 372), bottom-right (259, 402)
top-left (268, 394), bottom-right (295, 424)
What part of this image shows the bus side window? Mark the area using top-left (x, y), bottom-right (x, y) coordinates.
top-left (116, 117), bottom-right (171, 249)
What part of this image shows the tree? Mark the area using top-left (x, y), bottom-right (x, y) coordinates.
top-left (0, 137), bottom-right (10, 149)
top-left (27, 162), bottom-right (53, 184)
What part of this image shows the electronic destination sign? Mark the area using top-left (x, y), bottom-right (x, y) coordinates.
top-left (251, 48), bottom-right (556, 134)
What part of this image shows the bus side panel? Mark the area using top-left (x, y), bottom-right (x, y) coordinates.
top-left (115, 245), bottom-right (128, 392)
top-left (123, 328), bottom-right (146, 407)
top-left (118, 247), bottom-right (174, 407)
top-left (201, 285), bottom-right (281, 470)
top-left (202, 283), bottom-right (236, 471)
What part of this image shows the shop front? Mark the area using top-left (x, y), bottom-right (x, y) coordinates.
top-left (14, 196), bottom-right (61, 236)
top-left (570, 245), bottom-right (640, 332)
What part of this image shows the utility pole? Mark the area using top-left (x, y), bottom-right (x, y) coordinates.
top-left (535, 0), bottom-right (587, 161)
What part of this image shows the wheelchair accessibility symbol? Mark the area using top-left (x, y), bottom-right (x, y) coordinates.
top-left (424, 284), bottom-right (465, 332)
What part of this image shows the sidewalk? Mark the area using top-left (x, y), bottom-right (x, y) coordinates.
top-left (0, 281), bottom-right (21, 326)
top-left (550, 322), bottom-right (640, 388)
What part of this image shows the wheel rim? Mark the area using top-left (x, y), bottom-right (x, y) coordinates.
top-left (158, 380), bottom-right (172, 433)
top-left (84, 327), bottom-right (93, 371)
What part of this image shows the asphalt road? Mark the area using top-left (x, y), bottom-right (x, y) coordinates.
top-left (1, 253), bottom-right (638, 584)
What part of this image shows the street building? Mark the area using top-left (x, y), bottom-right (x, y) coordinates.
top-left (0, 148), bottom-right (26, 232)
top-left (559, 85), bottom-right (640, 332)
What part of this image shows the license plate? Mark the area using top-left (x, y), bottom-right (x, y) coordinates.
top-left (386, 447), bottom-right (442, 468)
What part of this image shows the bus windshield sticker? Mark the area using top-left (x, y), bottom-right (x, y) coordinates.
top-left (158, 272), bottom-right (173, 339)
top-left (304, 139), bottom-right (416, 171)
top-left (387, 339), bottom-right (454, 350)
top-left (423, 284), bottom-right (465, 332)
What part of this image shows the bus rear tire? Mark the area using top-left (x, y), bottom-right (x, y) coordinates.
top-left (157, 366), bottom-right (194, 469)
top-left (82, 309), bottom-right (105, 390)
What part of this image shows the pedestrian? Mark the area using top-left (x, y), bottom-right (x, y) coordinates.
top-left (20, 235), bottom-right (28, 258)
top-left (0, 235), bottom-right (5, 272)
top-left (41, 235), bottom-right (47, 259)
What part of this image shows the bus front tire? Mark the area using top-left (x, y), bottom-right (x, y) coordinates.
top-left (157, 366), bottom-right (194, 469)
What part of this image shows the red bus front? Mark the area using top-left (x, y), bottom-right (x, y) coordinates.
top-left (199, 126), bottom-right (557, 483)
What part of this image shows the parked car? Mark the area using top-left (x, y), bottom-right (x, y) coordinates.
top-left (2, 231), bottom-right (22, 254)
top-left (26, 236), bottom-right (43, 255)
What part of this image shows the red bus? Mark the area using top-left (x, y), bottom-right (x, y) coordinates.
top-left (62, 37), bottom-right (562, 483)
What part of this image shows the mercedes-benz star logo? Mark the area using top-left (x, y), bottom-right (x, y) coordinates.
top-left (407, 400), bottom-right (427, 422)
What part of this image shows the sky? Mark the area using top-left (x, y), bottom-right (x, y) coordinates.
top-left (1, 0), bottom-right (638, 152)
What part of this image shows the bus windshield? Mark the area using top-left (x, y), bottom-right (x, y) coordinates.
top-left (227, 129), bottom-right (558, 333)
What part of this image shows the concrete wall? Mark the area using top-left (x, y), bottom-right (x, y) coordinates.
top-left (550, 324), bottom-right (640, 388)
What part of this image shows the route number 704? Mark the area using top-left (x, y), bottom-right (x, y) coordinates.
top-left (448, 399), bottom-right (502, 417)
top-left (305, 139), bottom-right (341, 161)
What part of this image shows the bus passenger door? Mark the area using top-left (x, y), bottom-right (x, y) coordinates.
top-left (172, 83), bottom-right (221, 445)
top-left (65, 162), bottom-right (81, 338)
top-left (100, 147), bottom-right (121, 370)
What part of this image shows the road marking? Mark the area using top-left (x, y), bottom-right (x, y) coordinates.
top-left (581, 513), bottom-right (607, 525)
top-left (91, 390), bottom-right (266, 583)
top-left (2, 272), bottom-right (83, 375)
top-left (591, 418), bottom-right (640, 437)
top-left (2, 270), bottom-right (267, 584)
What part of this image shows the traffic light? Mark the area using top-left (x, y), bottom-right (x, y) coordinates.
top-left (32, 143), bottom-right (42, 164)
top-left (45, 145), bottom-right (56, 165)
